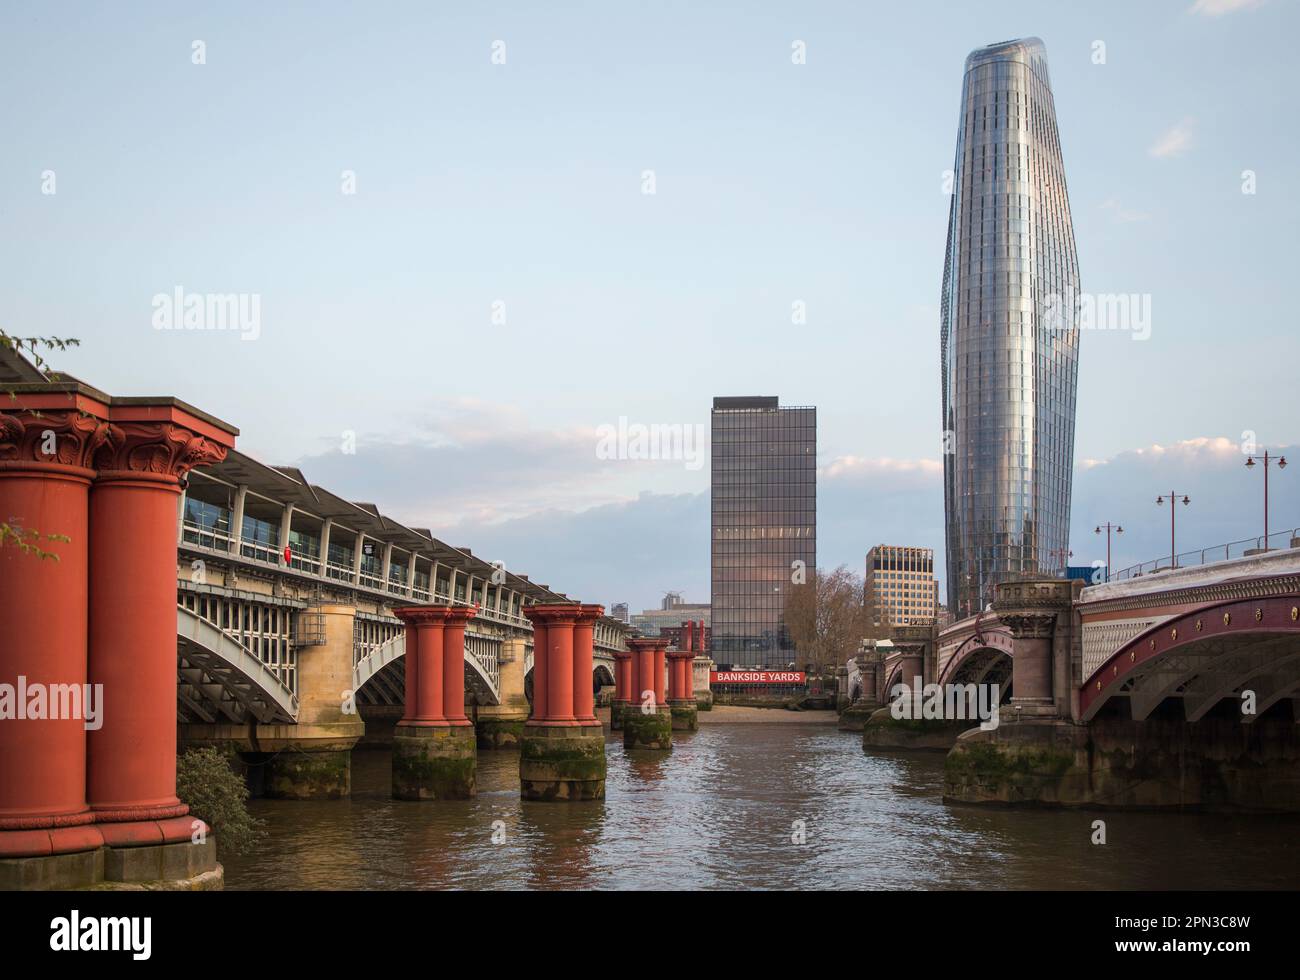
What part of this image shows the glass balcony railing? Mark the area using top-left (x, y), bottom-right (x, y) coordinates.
top-left (180, 519), bottom-right (534, 628)
top-left (181, 521), bottom-right (232, 553)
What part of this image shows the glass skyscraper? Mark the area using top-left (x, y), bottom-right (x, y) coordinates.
top-left (710, 397), bottom-right (816, 668)
top-left (940, 37), bottom-right (1081, 618)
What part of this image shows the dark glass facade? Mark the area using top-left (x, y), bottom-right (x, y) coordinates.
top-left (710, 396), bottom-right (816, 667)
top-left (940, 37), bottom-right (1081, 618)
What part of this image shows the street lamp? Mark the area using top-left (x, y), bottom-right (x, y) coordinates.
top-left (1093, 522), bottom-right (1123, 583)
top-left (1245, 450), bottom-right (1287, 551)
top-left (1155, 492), bottom-right (1191, 569)
top-left (1047, 547), bottom-right (1073, 574)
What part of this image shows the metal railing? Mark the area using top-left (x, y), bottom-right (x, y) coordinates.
top-left (1109, 527), bottom-right (1300, 582)
top-left (180, 518), bottom-right (531, 629)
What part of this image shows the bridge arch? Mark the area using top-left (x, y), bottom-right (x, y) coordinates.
top-left (523, 657), bottom-right (622, 703)
top-left (352, 632), bottom-right (502, 707)
top-left (938, 628), bottom-right (1014, 696)
top-left (882, 663), bottom-right (905, 701)
top-left (176, 605), bottom-right (300, 724)
top-left (1080, 595), bottom-right (1300, 722)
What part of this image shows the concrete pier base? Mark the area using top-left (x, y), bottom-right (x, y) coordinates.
top-left (475, 715), bottom-right (528, 750)
top-left (261, 747), bottom-right (353, 800)
top-left (838, 700), bottom-right (882, 732)
top-left (623, 705), bottom-right (673, 750)
top-left (519, 725), bottom-right (606, 801)
top-left (0, 837), bottom-right (223, 891)
top-left (392, 726), bottom-right (477, 800)
top-left (669, 700), bottom-right (699, 732)
top-left (610, 701), bottom-right (630, 731)
top-left (862, 707), bottom-right (971, 751)
top-left (944, 711), bottom-right (1300, 811)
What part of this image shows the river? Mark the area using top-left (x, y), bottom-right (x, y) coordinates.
top-left (221, 722), bottom-right (1300, 890)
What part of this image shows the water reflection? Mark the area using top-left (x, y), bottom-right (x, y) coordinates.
top-left (220, 726), bottom-right (1300, 890)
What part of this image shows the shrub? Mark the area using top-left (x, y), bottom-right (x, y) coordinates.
top-left (177, 747), bottom-right (264, 856)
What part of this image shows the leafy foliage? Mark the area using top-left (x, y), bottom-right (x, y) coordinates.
top-left (176, 747), bottom-right (265, 857)
top-left (0, 330), bottom-right (79, 378)
top-left (0, 330), bottom-right (81, 559)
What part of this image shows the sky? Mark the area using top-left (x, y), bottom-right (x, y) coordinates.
top-left (3, 0), bottom-right (1297, 613)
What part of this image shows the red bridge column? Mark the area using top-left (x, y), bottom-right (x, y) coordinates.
top-left (624, 637), bottom-right (672, 750)
top-left (529, 615), bottom-right (550, 723)
top-left (610, 648), bottom-right (633, 731)
top-left (520, 603), bottom-right (606, 800)
top-left (546, 607), bottom-right (577, 725)
top-left (573, 604), bottom-right (604, 730)
top-left (391, 605), bottom-right (476, 799)
top-left (87, 415), bottom-right (231, 849)
top-left (667, 643), bottom-right (699, 733)
top-left (394, 608), bottom-right (447, 726)
top-left (0, 408), bottom-right (107, 862)
top-left (441, 606), bottom-right (478, 727)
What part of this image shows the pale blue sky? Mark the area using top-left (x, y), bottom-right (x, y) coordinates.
top-left (3, 1), bottom-right (1297, 610)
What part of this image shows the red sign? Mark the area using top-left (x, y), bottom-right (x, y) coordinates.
top-left (710, 671), bottom-right (806, 684)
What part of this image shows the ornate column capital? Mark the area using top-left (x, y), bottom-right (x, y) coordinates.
top-left (628, 636), bottom-right (669, 654)
top-left (0, 409), bottom-right (113, 471)
top-left (392, 605), bottom-right (450, 627)
top-left (991, 577), bottom-right (1073, 639)
top-left (523, 602), bottom-right (583, 627)
top-left (442, 604), bottom-right (478, 628)
top-left (997, 612), bottom-right (1058, 639)
top-left (92, 421), bottom-right (228, 482)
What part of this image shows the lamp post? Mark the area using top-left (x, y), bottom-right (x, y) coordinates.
top-left (1245, 450), bottom-right (1287, 551)
top-left (1093, 522), bottom-right (1123, 583)
top-left (1155, 492), bottom-right (1191, 569)
top-left (1047, 547), bottom-right (1073, 574)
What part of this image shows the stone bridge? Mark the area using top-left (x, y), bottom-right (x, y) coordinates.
top-left (850, 549), bottom-right (1300, 809)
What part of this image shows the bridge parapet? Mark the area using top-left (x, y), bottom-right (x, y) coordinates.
top-left (1080, 546), bottom-right (1300, 607)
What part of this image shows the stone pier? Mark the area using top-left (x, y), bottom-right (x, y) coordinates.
top-left (390, 605), bottom-right (478, 800)
top-left (519, 604), bottom-right (607, 801)
top-left (839, 643), bottom-right (884, 732)
top-left (623, 636), bottom-right (673, 750)
top-left (667, 632), bottom-right (698, 732)
top-left (475, 636), bottom-right (530, 749)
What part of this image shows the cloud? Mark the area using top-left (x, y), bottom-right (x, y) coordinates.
top-left (285, 417), bottom-right (1296, 613)
top-left (1149, 118), bottom-right (1195, 158)
top-left (290, 398), bottom-right (707, 526)
top-left (437, 491), bottom-right (711, 613)
top-left (1071, 436), bottom-right (1296, 574)
top-left (1188, 0), bottom-right (1266, 16)
top-left (439, 450), bottom-right (952, 614)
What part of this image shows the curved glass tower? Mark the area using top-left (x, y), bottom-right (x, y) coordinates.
top-left (940, 37), bottom-right (1081, 618)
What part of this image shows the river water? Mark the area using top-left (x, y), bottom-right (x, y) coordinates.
top-left (221, 723), bottom-right (1300, 890)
